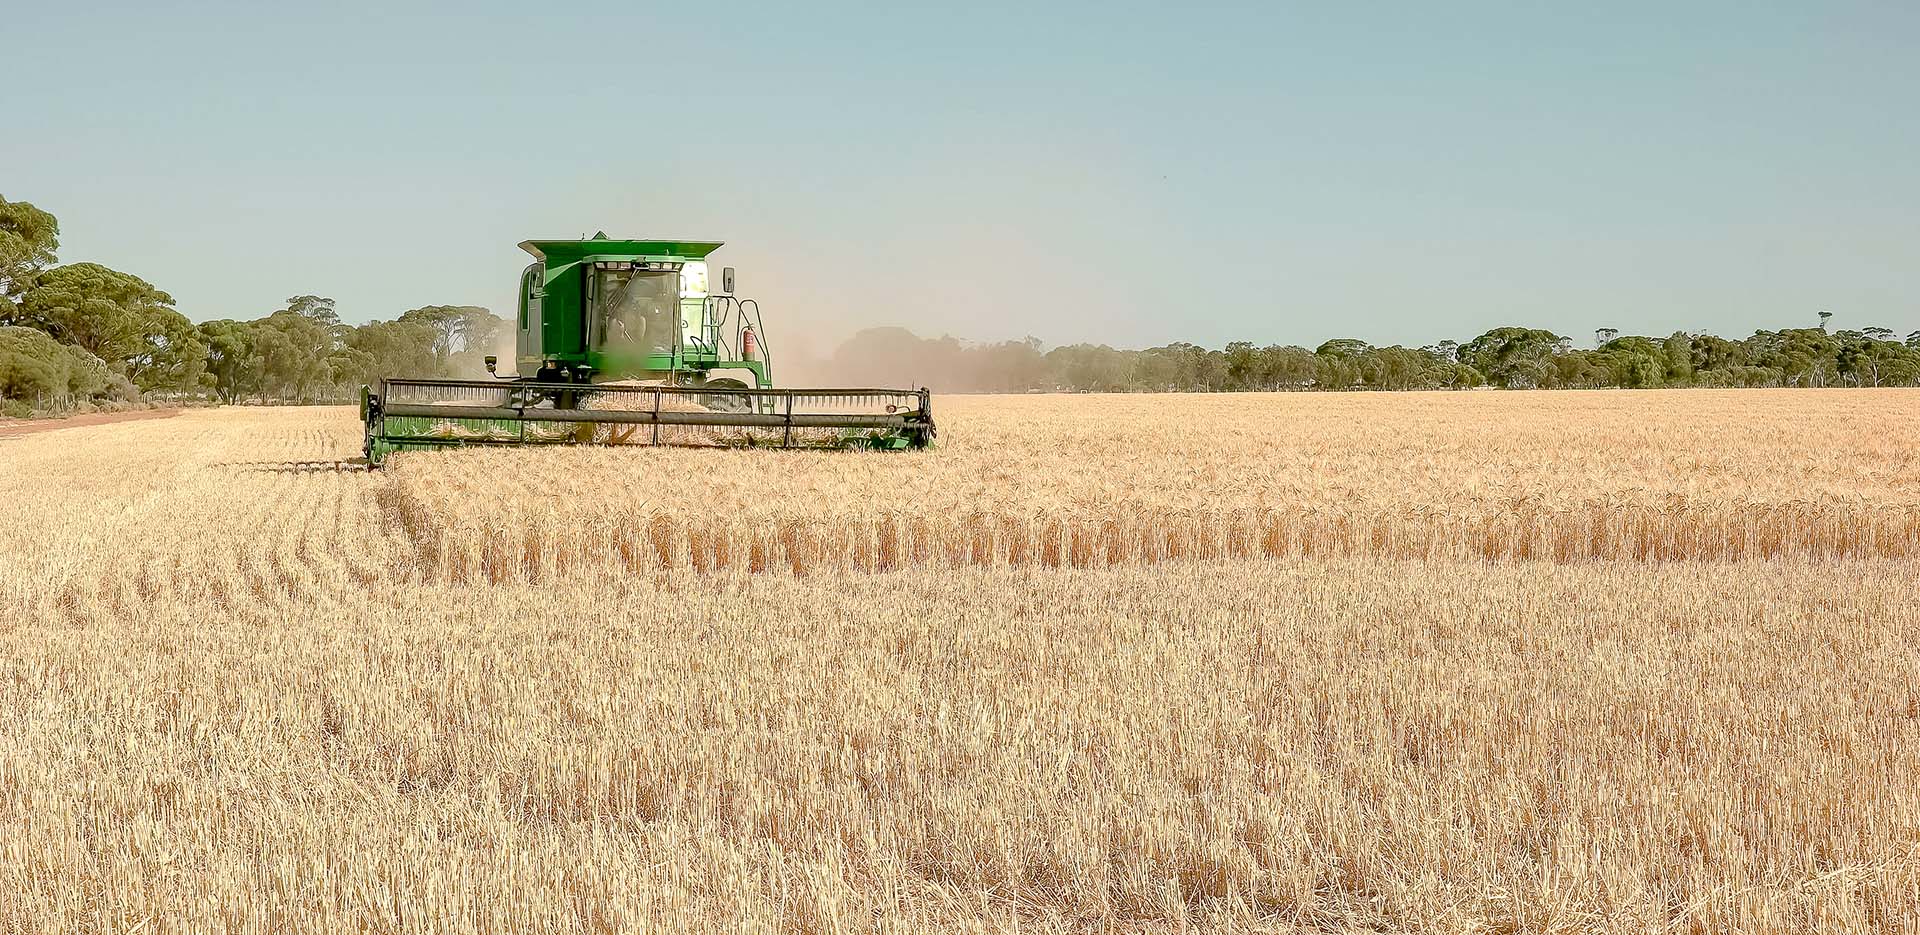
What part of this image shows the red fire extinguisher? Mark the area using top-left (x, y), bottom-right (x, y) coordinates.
top-left (740, 326), bottom-right (759, 361)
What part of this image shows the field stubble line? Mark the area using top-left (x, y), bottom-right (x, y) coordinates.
top-left (380, 484), bottom-right (1920, 582)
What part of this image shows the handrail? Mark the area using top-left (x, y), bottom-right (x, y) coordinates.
top-left (699, 296), bottom-right (772, 378)
top-left (380, 378), bottom-right (927, 400)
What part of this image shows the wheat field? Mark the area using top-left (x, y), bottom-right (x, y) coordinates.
top-left (2, 391), bottom-right (1917, 933)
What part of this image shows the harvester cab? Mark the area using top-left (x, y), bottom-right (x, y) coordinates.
top-left (509, 235), bottom-right (761, 391)
top-left (360, 235), bottom-right (935, 466)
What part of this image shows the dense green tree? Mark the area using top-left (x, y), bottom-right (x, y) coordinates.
top-left (1044, 344), bottom-right (1135, 391)
top-left (199, 319), bottom-right (265, 404)
top-left (1223, 341), bottom-right (1260, 388)
top-left (1313, 353), bottom-right (1362, 390)
top-left (1459, 327), bottom-right (1564, 388)
top-left (125, 307), bottom-right (206, 393)
top-left (342, 319), bottom-right (439, 386)
top-left (255, 308), bottom-right (338, 402)
top-left (15, 263), bottom-right (180, 368)
top-left (1257, 345), bottom-right (1318, 389)
top-left (1309, 339), bottom-right (1377, 389)
top-left (1595, 336), bottom-right (1669, 388)
top-left (0, 326), bottom-right (114, 405)
top-left (1749, 329), bottom-right (1841, 387)
top-left (282, 295), bottom-right (341, 328)
top-left (1145, 343), bottom-right (1225, 391)
top-left (397, 305), bottom-right (502, 371)
top-left (1688, 334), bottom-right (1747, 372)
top-left (1314, 338), bottom-right (1373, 359)
top-left (1834, 330), bottom-right (1919, 387)
top-left (0, 197), bottom-right (59, 304)
top-left (1442, 361), bottom-right (1486, 388)
top-left (1372, 346), bottom-right (1438, 390)
top-left (1135, 345), bottom-right (1187, 390)
top-left (1662, 332), bottom-right (1694, 383)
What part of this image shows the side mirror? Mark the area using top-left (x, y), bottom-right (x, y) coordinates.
top-left (484, 355), bottom-right (498, 373)
top-left (722, 267), bottom-right (736, 294)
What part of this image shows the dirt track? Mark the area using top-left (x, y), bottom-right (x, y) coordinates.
top-left (0, 408), bottom-right (181, 438)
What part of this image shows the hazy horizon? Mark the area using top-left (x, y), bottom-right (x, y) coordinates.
top-left (8, 2), bottom-right (1917, 352)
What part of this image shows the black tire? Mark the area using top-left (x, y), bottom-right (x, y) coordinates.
top-left (697, 377), bottom-right (753, 413)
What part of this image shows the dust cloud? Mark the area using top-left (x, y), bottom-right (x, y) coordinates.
top-left (769, 327), bottom-right (1045, 393)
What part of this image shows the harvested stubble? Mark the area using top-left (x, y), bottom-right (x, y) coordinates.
top-left (2, 394), bottom-right (1917, 934)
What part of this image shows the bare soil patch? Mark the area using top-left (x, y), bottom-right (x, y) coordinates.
top-left (0, 407), bottom-right (180, 437)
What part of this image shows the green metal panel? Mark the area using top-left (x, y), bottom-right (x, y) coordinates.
top-left (506, 239), bottom-right (775, 392)
top-left (544, 262), bottom-right (585, 359)
top-left (516, 237), bottom-right (730, 378)
top-left (519, 239), bottom-right (723, 262)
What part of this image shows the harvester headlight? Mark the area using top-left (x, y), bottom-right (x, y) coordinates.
top-left (680, 261), bottom-right (710, 298)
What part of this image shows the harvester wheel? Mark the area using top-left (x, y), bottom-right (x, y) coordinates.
top-left (698, 378), bottom-right (752, 413)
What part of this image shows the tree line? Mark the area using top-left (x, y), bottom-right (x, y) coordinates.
top-left (0, 196), bottom-right (503, 417)
top-left (5, 193), bottom-right (1918, 417)
top-left (822, 321), bottom-right (1920, 394)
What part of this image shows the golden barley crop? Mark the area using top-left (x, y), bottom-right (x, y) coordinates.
top-left (1, 390), bottom-right (1916, 934)
top-left (387, 389), bottom-right (1920, 580)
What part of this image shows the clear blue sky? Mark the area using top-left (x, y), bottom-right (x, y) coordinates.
top-left (7, 1), bottom-right (1916, 354)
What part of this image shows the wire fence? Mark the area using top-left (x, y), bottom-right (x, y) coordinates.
top-left (2, 391), bottom-right (85, 416)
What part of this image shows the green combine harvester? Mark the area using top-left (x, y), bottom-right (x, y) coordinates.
top-left (361, 235), bottom-right (935, 466)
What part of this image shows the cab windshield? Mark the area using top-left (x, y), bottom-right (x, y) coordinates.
top-left (594, 268), bottom-right (678, 356)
